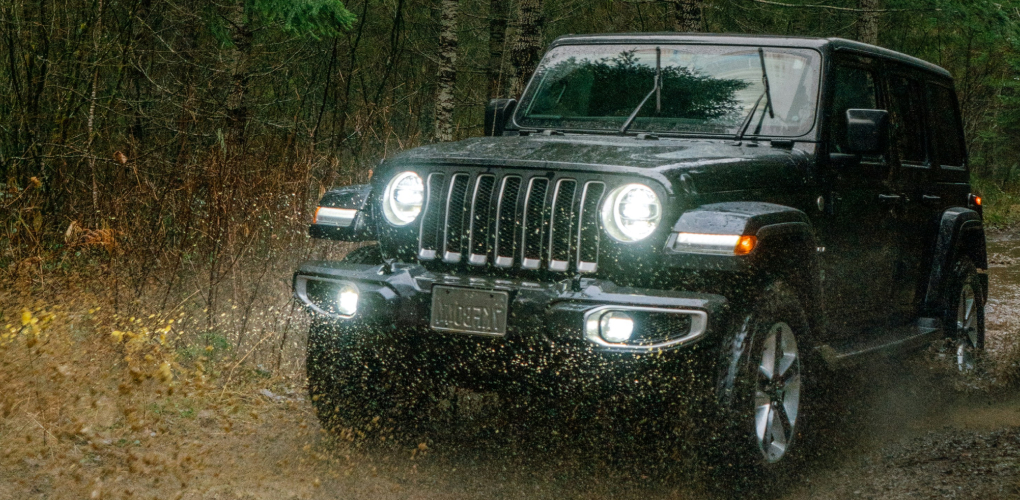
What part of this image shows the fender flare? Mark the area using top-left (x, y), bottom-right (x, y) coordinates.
top-left (922, 207), bottom-right (987, 312)
top-left (308, 184), bottom-right (376, 242)
top-left (663, 202), bottom-right (823, 335)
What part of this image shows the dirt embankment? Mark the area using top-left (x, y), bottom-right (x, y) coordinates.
top-left (1, 244), bottom-right (1019, 500)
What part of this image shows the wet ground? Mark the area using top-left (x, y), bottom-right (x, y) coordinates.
top-left (1, 240), bottom-right (1019, 499)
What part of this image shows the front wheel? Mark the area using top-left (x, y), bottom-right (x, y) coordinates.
top-left (714, 281), bottom-right (812, 473)
top-left (307, 324), bottom-right (435, 438)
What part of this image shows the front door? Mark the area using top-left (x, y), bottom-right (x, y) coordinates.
top-left (817, 58), bottom-right (900, 334)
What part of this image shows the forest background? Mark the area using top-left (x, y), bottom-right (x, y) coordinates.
top-left (3, 0), bottom-right (1020, 377)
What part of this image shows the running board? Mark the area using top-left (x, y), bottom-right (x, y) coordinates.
top-left (816, 318), bottom-right (943, 369)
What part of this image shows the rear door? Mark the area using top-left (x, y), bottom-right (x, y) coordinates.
top-left (885, 70), bottom-right (935, 322)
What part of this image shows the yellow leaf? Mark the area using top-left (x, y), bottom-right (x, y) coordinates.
top-left (21, 310), bottom-right (32, 326)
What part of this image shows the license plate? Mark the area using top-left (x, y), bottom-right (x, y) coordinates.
top-left (430, 286), bottom-right (509, 336)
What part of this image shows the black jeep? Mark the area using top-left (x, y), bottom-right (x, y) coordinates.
top-left (294, 34), bottom-right (987, 471)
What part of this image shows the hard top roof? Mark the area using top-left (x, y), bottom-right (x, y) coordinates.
top-left (550, 33), bottom-right (952, 79)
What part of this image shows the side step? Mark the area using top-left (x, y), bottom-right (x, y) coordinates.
top-left (816, 318), bottom-right (943, 369)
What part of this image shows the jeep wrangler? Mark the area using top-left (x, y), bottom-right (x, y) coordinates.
top-left (294, 34), bottom-right (987, 470)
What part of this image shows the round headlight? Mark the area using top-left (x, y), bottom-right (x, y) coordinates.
top-left (382, 172), bottom-right (424, 226)
top-left (601, 183), bottom-right (661, 242)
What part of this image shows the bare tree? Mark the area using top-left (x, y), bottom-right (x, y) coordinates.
top-left (435, 0), bottom-right (460, 142)
top-left (508, 0), bottom-right (544, 98)
top-left (672, 0), bottom-right (703, 32)
top-left (858, 0), bottom-right (880, 45)
top-left (488, 0), bottom-right (509, 99)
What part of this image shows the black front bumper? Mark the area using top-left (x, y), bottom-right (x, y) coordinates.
top-left (293, 261), bottom-right (727, 351)
top-left (294, 261), bottom-right (729, 394)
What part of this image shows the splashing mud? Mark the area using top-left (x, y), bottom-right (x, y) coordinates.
top-left (2, 242), bottom-right (1020, 499)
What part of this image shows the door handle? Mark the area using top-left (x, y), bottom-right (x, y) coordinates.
top-left (922, 194), bottom-right (941, 204)
top-left (878, 194), bottom-right (902, 203)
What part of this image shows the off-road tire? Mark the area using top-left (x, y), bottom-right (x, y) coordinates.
top-left (306, 243), bottom-right (432, 438)
top-left (711, 281), bottom-right (815, 482)
top-left (940, 257), bottom-right (985, 372)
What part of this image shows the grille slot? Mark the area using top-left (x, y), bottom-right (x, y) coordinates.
top-left (521, 178), bottom-right (550, 270)
top-left (418, 173), bottom-right (447, 260)
top-left (442, 174), bottom-right (471, 263)
top-left (467, 175), bottom-right (497, 265)
top-left (494, 176), bottom-right (523, 267)
top-left (548, 179), bottom-right (578, 271)
top-left (576, 181), bottom-right (605, 273)
top-left (418, 171), bottom-right (608, 273)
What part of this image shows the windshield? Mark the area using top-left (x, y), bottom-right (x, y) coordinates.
top-left (514, 44), bottom-right (821, 137)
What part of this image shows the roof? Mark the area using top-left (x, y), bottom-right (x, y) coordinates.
top-left (550, 33), bottom-right (952, 79)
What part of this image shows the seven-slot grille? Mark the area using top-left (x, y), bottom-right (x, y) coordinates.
top-left (417, 171), bottom-right (607, 273)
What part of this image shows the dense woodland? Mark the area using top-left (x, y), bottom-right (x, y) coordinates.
top-left (2, 0), bottom-right (1020, 360)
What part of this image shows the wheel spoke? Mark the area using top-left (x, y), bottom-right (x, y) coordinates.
top-left (767, 405), bottom-right (788, 459)
top-left (759, 331), bottom-right (777, 381)
top-left (783, 373), bottom-right (801, 427)
top-left (755, 395), bottom-right (771, 442)
top-left (777, 325), bottom-right (798, 378)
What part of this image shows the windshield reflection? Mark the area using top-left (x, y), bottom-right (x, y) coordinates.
top-left (515, 44), bottom-right (820, 137)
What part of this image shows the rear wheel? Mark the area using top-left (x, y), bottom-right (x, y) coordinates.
top-left (941, 257), bottom-right (985, 372)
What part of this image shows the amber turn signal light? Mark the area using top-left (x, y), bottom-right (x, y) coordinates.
top-left (735, 235), bottom-right (757, 255)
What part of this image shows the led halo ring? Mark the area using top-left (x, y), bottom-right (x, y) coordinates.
top-left (600, 183), bottom-right (662, 242)
top-left (382, 171), bottom-right (424, 226)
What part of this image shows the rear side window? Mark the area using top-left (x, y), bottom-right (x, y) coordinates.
top-left (888, 76), bottom-right (927, 163)
top-left (926, 83), bottom-right (966, 168)
top-left (829, 65), bottom-right (878, 153)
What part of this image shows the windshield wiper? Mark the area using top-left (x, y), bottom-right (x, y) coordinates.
top-left (735, 48), bottom-right (775, 141)
top-left (620, 47), bottom-right (661, 134)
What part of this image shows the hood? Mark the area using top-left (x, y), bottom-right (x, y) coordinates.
top-left (384, 135), bottom-right (813, 194)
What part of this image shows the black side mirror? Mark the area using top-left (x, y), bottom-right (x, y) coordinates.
top-left (846, 108), bottom-right (889, 154)
top-left (484, 98), bottom-right (517, 137)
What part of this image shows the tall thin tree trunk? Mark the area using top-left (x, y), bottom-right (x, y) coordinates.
top-left (508, 0), bottom-right (543, 98)
top-left (434, 0), bottom-right (459, 142)
top-left (671, 0), bottom-right (703, 33)
top-left (226, 1), bottom-right (252, 148)
top-left (858, 0), bottom-right (880, 45)
top-left (487, 0), bottom-right (508, 99)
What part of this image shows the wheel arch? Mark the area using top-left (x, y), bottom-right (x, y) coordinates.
top-left (922, 207), bottom-right (988, 314)
top-left (664, 202), bottom-right (825, 339)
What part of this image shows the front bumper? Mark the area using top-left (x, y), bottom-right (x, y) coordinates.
top-left (293, 260), bottom-right (728, 354)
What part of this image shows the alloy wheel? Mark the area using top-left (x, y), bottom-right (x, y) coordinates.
top-left (956, 282), bottom-right (979, 372)
top-left (754, 321), bottom-right (801, 464)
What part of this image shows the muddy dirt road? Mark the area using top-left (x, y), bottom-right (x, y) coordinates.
top-left (2, 240), bottom-right (1019, 500)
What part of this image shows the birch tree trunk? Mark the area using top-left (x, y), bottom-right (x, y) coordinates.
top-left (671, 0), bottom-right (703, 33)
top-left (508, 0), bottom-right (543, 98)
top-left (487, 0), bottom-right (508, 99)
top-left (858, 0), bottom-right (880, 45)
top-left (434, 0), bottom-right (459, 142)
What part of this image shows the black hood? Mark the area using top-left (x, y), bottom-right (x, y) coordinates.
top-left (384, 135), bottom-right (813, 195)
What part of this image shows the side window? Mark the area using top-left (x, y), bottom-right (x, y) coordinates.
top-left (829, 65), bottom-right (878, 153)
top-left (888, 76), bottom-right (927, 164)
top-left (926, 83), bottom-right (966, 168)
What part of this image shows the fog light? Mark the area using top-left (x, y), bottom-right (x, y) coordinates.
top-left (337, 284), bottom-right (359, 317)
top-left (600, 311), bottom-right (634, 343)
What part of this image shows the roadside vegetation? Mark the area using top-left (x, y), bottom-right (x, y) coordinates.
top-left (3, 0), bottom-right (1020, 497)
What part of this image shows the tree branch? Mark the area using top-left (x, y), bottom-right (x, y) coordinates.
top-left (745, 0), bottom-right (929, 13)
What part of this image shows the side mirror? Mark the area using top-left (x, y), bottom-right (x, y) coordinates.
top-left (845, 109), bottom-right (889, 154)
top-left (484, 98), bottom-right (517, 137)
